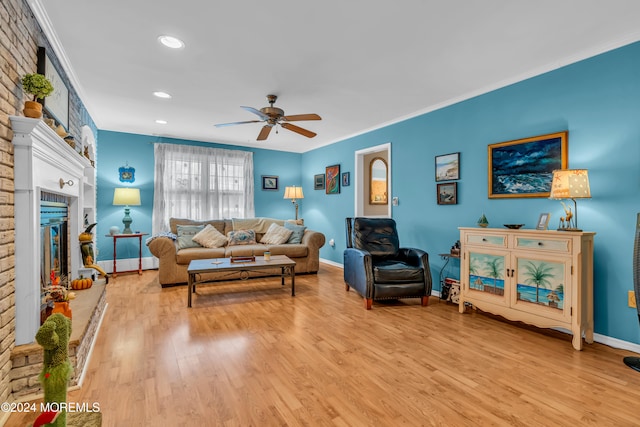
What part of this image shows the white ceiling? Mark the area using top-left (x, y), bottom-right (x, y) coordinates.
top-left (29, 0), bottom-right (640, 153)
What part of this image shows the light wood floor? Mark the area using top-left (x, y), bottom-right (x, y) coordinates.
top-left (8, 264), bottom-right (640, 426)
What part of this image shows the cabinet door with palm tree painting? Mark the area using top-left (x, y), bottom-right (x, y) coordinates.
top-left (463, 249), bottom-right (510, 307)
top-left (511, 254), bottom-right (572, 323)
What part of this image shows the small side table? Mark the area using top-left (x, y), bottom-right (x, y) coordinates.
top-left (439, 253), bottom-right (460, 301)
top-left (106, 233), bottom-right (148, 278)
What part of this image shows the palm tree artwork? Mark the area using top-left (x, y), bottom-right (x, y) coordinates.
top-left (485, 258), bottom-right (503, 295)
top-left (518, 259), bottom-right (564, 309)
top-left (468, 253), bottom-right (504, 294)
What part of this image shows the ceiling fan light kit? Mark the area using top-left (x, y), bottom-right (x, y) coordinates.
top-left (215, 94), bottom-right (321, 141)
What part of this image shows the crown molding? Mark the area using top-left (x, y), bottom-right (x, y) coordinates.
top-left (26, 0), bottom-right (101, 127)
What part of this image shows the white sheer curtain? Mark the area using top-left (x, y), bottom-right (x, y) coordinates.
top-left (152, 143), bottom-right (255, 234)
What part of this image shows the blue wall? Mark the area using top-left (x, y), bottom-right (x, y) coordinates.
top-left (95, 132), bottom-right (301, 262)
top-left (302, 41), bottom-right (640, 345)
top-left (95, 41), bottom-right (640, 345)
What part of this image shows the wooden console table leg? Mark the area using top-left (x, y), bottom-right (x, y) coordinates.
top-left (188, 273), bottom-right (193, 307)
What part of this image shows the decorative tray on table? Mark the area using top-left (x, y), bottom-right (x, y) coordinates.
top-left (230, 256), bottom-right (256, 263)
top-left (503, 224), bottom-right (525, 229)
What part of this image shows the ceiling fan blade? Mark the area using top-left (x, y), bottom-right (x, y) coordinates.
top-left (282, 113), bottom-right (322, 121)
top-left (241, 106), bottom-right (270, 120)
top-left (257, 125), bottom-right (272, 141)
top-left (281, 122), bottom-right (317, 138)
top-left (214, 120), bottom-right (262, 128)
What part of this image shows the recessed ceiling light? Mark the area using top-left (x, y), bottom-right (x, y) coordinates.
top-left (153, 91), bottom-right (172, 99)
top-left (155, 119), bottom-right (168, 125)
top-left (158, 35), bottom-right (185, 49)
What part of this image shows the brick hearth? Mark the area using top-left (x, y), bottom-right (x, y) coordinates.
top-left (9, 283), bottom-right (106, 400)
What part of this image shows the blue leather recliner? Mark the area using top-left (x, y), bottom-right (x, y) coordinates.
top-left (343, 217), bottom-right (432, 309)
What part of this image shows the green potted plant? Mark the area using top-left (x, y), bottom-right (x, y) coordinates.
top-left (21, 73), bottom-right (54, 118)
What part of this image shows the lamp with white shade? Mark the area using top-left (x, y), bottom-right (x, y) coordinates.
top-left (113, 187), bottom-right (141, 234)
top-left (283, 186), bottom-right (304, 220)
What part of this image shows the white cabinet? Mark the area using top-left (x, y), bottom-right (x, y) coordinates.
top-left (458, 227), bottom-right (595, 350)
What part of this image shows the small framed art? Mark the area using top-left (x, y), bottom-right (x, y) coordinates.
top-left (342, 172), bottom-right (350, 187)
top-left (119, 165), bottom-right (135, 183)
top-left (314, 174), bottom-right (325, 190)
top-left (437, 182), bottom-right (457, 205)
top-left (261, 175), bottom-right (279, 191)
top-left (435, 152), bottom-right (460, 182)
top-left (536, 213), bottom-right (551, 230)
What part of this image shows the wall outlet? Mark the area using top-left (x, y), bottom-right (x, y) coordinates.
top-left (629, 290), bottom-right (637, 308)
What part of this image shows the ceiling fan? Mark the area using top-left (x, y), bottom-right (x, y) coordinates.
top-left (215, 94), bottom-right (321, 141)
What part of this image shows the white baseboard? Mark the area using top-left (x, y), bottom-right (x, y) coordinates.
top-left (97, 256), bottom-right (157, 274)
top-left (321, 260), bottom-right (640, 355)
top-left (320, 258), bottom-right (343, 268)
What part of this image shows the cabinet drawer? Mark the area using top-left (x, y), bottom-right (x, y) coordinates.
top-left (465, 233), bottom-right (507, 247)
top-left (514, 237), bottom-right (571, 253)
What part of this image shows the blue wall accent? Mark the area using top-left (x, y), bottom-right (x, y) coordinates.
top-left (301, 41), bottom-right (640, 345)
top-left (95, 41), bottom-right (640, 346)
top-left (95, 131), bottom-right (301, 263)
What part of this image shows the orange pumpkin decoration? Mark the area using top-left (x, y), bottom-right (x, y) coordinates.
top-left (71, 275), bottom-right (93, 290)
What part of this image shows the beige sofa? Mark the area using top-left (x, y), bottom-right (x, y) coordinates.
top-left (147, 217), bottom-right (326, 286)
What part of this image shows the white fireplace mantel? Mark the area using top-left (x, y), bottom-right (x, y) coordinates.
top-left (10, 116), bottom-right (93, 345)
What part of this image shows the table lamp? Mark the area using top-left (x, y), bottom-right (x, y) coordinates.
top-left (284, 186), bottom-right (304, 220)
top-left (549, 169), bottom-right (591, 231)
top-left (113, 187), bottom-right (141, 234)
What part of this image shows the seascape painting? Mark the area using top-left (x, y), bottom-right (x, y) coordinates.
top-left (435, 152), bottom-right (460, 181)
top-left (516, 258), bottom-right (565, 310)
top-left (468, 253), bottom-right (505, 296)
top-left (488, 131), bottom-right (567, 198)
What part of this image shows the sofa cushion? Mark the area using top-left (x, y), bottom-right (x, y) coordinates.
top-left (263, 244), bottom-right (308, 258)
top-left (192, 224), bottom-right (227, 248)
top-left (284, 222), bottom-right (307, 244)
top-left (176, 247), bottom-right (226, 264)
top-left (260, 223), bottom-right (293, 245)
top-left (176, 224), bottom-right (204, 250)
top-left (373, 260), bottom-right (424, 284)
top-left (228, 229), bottom-right (257, 245)
top-left (170, 218), bottom-right (228, 235)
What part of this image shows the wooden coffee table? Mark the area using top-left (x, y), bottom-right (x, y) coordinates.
top-left (187, 255), bottom-right (296, 307)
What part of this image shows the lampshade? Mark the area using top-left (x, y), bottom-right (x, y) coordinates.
top-left (549, 169), bottom-right (591, 200)
top-left (113, 187), bottom-right (141, 206)
top-left (284, 186), bottom-right (304, 200)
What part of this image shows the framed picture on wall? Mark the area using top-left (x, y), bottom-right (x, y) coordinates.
top-left (435, 152), bottom-right (460, 182)
top-left (488, 131), bottom-right (568, 198)
top-left (325, 164), bottom-right (340, 194)
top-left (37, 47), bottom-right (69, 130)
top-left (261, 175), bottom-right (279, 191)
top-left (119, 165), bottom-right (135, 183)
top-left (342, 172), bottom-right (350, 187)
top-left (314, 174), bottom-right (325, 190)
top-left (437, 182), bottom-right (457, 205)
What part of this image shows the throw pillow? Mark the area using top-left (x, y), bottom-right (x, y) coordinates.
top-left (284, 222), bottom-right (307, 244)
top-left (192, 224), bottom-right (227, 248)
top-left (176, 224), bottom-right (204, 250)
top-left (227, 229), bottom-right (257, 246)
top-left (260, 223), bottom-right (293, 245)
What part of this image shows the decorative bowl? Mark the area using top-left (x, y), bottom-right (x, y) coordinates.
top-left (503, 224), bottom-right (524, 229)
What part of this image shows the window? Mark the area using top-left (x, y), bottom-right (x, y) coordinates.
top-left (152, 143), bottom-right (254, 234)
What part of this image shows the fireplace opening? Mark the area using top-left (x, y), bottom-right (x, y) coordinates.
top-left (40, 192), bottom-right (70, 323)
